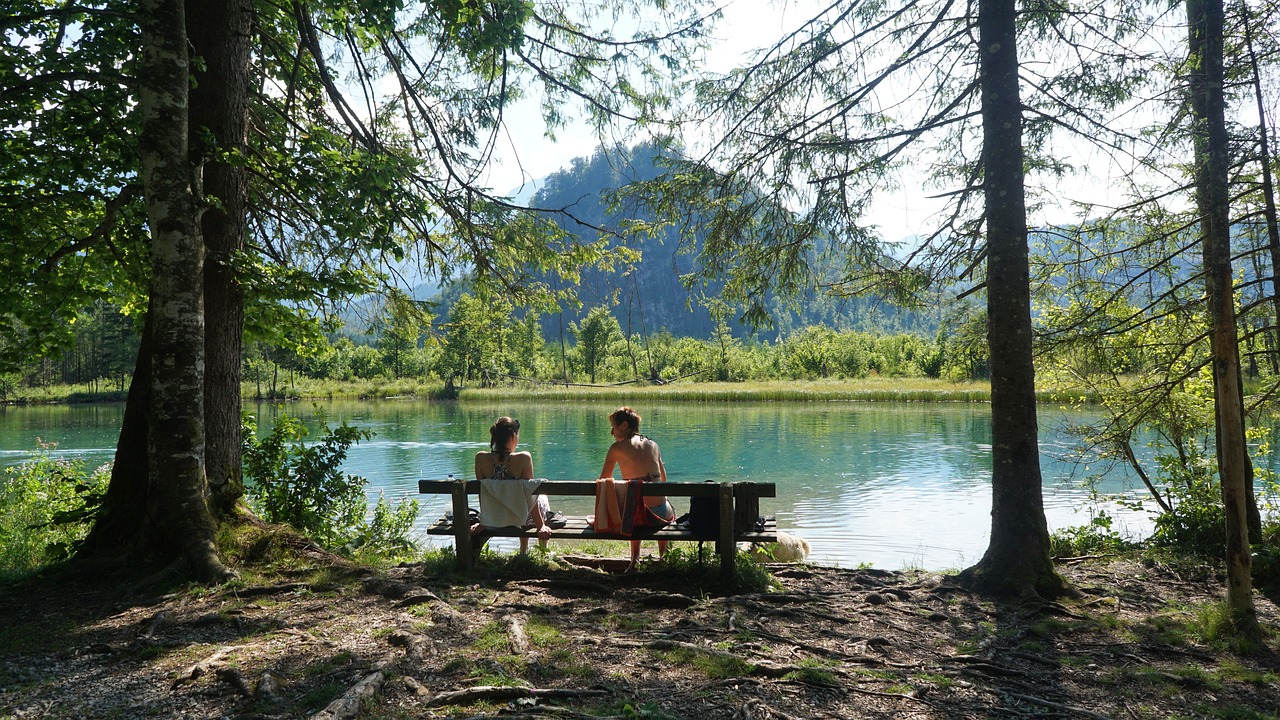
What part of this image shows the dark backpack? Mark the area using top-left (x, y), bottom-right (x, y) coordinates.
top-left (687, 483), bottom-right (719, 539)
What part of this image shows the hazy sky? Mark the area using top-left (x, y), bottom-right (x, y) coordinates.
top-left (480, 0), bottom-right (1195, 244)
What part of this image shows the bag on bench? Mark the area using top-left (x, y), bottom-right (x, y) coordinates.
top-left (685, 481), bottom-right (719, 539)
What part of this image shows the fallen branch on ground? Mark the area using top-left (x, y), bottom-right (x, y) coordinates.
top-left (1004, 691), bottom-right (1114, 720)
top-left (308, 653), bottom-right (395, 720)
top-left (425, 686), bottom-right (610, 707)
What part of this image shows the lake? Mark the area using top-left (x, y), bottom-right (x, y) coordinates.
top-left (1, 399), bottom-right (1161, 570)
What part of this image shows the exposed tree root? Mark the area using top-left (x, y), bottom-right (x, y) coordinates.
top-left (506, 614), bottom-right (529, 654)
top-left (425, 686), bottom-right (610, 708)
top-left (308, 653), bottom-right (395, 720)
top-left (171, 645), bottom-right (245, 689)
top-left (1003, 691), bottom-right (1115, 720)
top-left (215, 666), bottom-right (251, 696)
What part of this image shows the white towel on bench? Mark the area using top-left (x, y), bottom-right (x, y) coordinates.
top-left (479, 478), bottom-right (543, 528)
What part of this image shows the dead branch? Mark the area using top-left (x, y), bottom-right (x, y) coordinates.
top-left (308, 654), bottom-right (395, 720)
top-left (171, 645), bottom-right (245, 688)
top-left (387, 629), bottom-right (430, 663)
top-left (506, 614), bottom-right (529, 655)
top-left (1004, 691), bottom-right (1114, 720)
top-left (845, 684), bottom-right (937, 708)
top-left (425, 686), bottom-right (610, 708)
top-left (736, 696), bottom-right (809, 720)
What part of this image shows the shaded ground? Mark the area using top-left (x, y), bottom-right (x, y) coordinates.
top-left (2, 546), bottom-right (1278, 720)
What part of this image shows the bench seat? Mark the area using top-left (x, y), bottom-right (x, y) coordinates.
top-left (426, 513), bottom-right (778, 544)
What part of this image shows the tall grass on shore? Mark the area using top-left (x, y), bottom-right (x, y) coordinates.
top-left (3, 382), bottom-right (128, 404)
top-left (239, 377), bottom-right (455, 402)
top-left (9, 377), bottom-right (1105, 405)
top-left (459, 379), bottom-right (994, 402)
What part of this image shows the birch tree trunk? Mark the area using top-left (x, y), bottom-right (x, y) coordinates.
top-left (137, 0), bottom-right (231, 582)
top-left (958, 0), bottom-right (1067, 598)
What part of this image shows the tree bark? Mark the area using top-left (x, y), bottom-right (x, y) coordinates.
top-left (1241, 2), bottom-right (1272, 541)
top-left (1186, 0), bottom-right (1259, 636)
top-left (79, 315), bottom-right (152, 555)
top-left (188, 0), bottom-right (253, 515)
top-left (137, 0), bottom-right (231, 582)
top-left (958, 0), bottom-right (1066, 598)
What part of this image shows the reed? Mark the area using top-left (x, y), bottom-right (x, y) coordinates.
top-left (3, 383), bottom-right (127, 404)
top-left (238, 377), bottom-right (451, 401)
top-left (459, 379), bottom-right (996, 403)
top-left (15, 377), bottom-right (1100, 405)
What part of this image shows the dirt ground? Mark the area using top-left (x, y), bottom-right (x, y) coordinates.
top-left (2, 545), bottom-right (1279, 720)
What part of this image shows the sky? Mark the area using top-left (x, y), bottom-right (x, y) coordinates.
top-left (475, 0), bottom-right (1234, 247)
top-left (479, 1), bottom-right (835, 212)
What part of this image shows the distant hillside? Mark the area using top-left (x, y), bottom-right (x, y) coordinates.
top-left (333, 280), bottom-right (442, 343)
top-left (530, 143), bottom-right (940, 340)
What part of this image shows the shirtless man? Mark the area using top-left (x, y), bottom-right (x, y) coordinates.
top-left (599, 406), bottom-right (674, 566)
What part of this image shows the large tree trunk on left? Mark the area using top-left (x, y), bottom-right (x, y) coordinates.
top-left (1186, 0), bottom-right (1259, 636)
top-left (137, 0), bottom-right (230, 582)
top-left (188, 0), bottom-right (252, 515)
top-left (958, 0), bottom-right (1067, 598)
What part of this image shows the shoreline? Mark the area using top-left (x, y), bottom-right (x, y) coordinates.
top-left (4, 378), bottom-right (1106, 406)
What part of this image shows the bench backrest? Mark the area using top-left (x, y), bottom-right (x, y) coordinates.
top-left (418, 479), bottom-right (776, 499)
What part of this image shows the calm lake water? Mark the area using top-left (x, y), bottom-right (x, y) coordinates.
top-left (1, 399), bottom-right (1166, 570)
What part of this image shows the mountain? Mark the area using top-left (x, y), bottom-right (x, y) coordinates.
top-left (529, 143), bottom-right (939, 340)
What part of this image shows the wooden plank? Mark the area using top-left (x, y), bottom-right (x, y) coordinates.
top-left (418, 479), bottom-right (776, 498)
top-left (426, 514), bottom-right (778, 544)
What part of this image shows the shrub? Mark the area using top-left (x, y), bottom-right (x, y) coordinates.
top-left (1049, 512), bottom-right (1134, 557)
top-left (654, 544), bottom-right (777, 593)
top-left (242, 414), bottom-right (419, 559)
top-left (1148, 452), bottom-right (1224, 555)
top-left (0, 444), bottom-right (107, 582)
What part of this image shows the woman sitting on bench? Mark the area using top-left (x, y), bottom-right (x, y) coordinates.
top-left (599, 406), bottom-right (675, 567)
top-left (474, 416), bottom-right (552, 552)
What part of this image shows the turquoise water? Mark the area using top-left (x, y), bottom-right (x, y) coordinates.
top-left (1, 399), bottom-right (1159, 569)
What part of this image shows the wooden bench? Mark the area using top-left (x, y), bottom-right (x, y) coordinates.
top-left (418, 479), bottom-right (777, 582)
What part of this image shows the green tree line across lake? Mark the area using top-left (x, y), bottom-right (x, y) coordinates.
top-left (3, 295), bottom-right (989, 400)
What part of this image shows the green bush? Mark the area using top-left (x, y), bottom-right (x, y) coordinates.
top-left (1049, 512), bottom-right (1134, 557)
top-left (654, 544), bottom-right (777, 593)
top-left (0, 445), bottom-right (107, 582)
top-left (242, 414), bottom-right (419, 560)
top-left (1251, 523), bottom-right (1280, 595)
top-left (1149, 452), bottom-right (1225, 555)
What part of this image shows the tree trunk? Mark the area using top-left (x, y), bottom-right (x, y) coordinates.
top-left (79, 315), bottom-right (153, 555)
top-left (137, 0), bottom-right (231, 583)
top-left (958, 0), bottom-right (1066, 598)
top-left (1186, 0), bottom-right (1260, 636)
top-left (1241, 2), bottom-right (1272, 541)
top-left (188, 0), bottom-right (252, 515)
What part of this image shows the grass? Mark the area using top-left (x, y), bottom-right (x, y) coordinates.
top-left (782, 660), bottom-right (841, 687)
top-left (460, 378), bottom-right (999, 403)
top-left (653, 645), bottom-right (754, 679)
top-left (8, 377), bottom-right (1110, 405)
top-left (1185, 705), bottom-right (1280, 720)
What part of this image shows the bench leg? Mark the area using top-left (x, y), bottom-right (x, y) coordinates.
top-left (718, 482), bottom-right (735, 584)
top-left (452, 481), bottom-right (473, 571)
